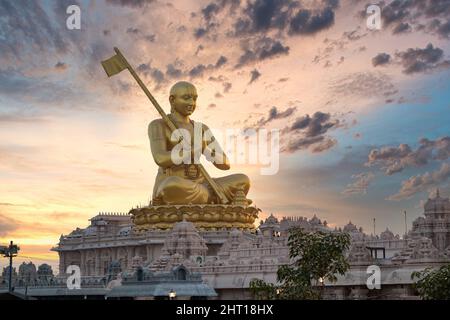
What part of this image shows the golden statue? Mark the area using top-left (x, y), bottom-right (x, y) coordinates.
top-left (101, 48), bottom-right (259, 230)
top-left (149, 81), bottom-right (250, 205)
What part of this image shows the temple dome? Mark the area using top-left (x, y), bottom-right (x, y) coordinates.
top-left (343, 221), bottom-right (358, 233)
top-left (172, 220), bottom-right (197, 233)
top-left (265, 213), bottom-right (278, 224)
top-left (380, 228), bottom-right (395, 240)
top-left (309, 214), bottom-right (321, 225)
top-left (230, 228), bottom-right (242, 237)
top-left (424, 189), bottom-right (450, 213)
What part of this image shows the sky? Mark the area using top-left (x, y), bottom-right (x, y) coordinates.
top-left (1, 0), bottom-right (450, 272)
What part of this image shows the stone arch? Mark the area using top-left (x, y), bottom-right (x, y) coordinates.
top-left (174, 266), bottom-right (187, 280)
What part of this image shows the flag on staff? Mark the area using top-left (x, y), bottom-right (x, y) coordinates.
top-left (101, 54), bottom-right (127, 77)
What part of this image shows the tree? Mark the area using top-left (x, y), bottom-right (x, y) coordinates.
top-left (250, 227), bottom-right (351, 300)
top-left (411, 264), bottom-right (450, 300)
top-left (249, 278), bottom-right (278, 300)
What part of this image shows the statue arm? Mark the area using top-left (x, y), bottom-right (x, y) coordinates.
top-left (148, 120), bottom-right (175, 168)
top-left (202, 124), bottom-right (230, 170)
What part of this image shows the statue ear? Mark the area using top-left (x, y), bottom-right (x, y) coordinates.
top-left (169, 95), bottom-right (175, 104)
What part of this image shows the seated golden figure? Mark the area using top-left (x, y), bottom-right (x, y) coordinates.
top-left (148, 81), bottom-right (251, 205)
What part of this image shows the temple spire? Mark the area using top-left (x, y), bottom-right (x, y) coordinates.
top-left (436, 188), bottom-right (440, 198)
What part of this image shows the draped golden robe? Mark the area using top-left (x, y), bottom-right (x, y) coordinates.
top-left (149, 117), bottom-right (250, 205)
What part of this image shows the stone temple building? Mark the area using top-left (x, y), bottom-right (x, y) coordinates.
top-left (1, 191), bottom-right (450, 299)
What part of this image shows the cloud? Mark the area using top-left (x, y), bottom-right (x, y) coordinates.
top-left (357, 0), bottom-right (450, 37)
top-left (392, 22), bottom-right (411, 34)
top-left (283, 135), bottom-right (326, 152)
top-left (283, 135), bottom-right (337, 153)
top-left (215, 55), bottom-right (228, 68)
top-left (236, 36), bottom-right (290, 68)
top-left (188, 56), bottom-right (229, 78)
top-left (139, 55), bottom-right (227, 85)
top-left (136, 62), bottom-right (165, 85)
top-left (256, 106), bottom-right (297, 126)
top-left (366, 136), bottom-right (450, 175)
top-left (54, 62), bottom-right (68, 71)
top-left (342, 28), bottom-right (368, 41)
top-left (194, 1), bottom-right (337, 68)
top-left (249, 69), bottom-right (261, 83)
top-left (0, 213), bottom-right (19, 236)
top-left (381, 1), bottom-right (410, 28)
top-left (233, 0), bottom-right (293, 35)
top-left (432, 19), bottom-right (450, 38)
top-left (201, 0), bottom-right (240, 22)
top-left (194, 0), bottom-right (241, 38)
top-left (372, 53), bottom-right (391, 67)
top-left (329, 72), bottom-right (396, 99)
top-left (342, 172), bottom-right (375, 195)
top-left (396, 43), bottom-right (450, 74)
top-left (289, 111), bottom-right (338, 137)
top-left (0, 69), bottom-right (78, 105)
top-left (311, 137), bottom-right (337, 153)
top-left (144, 34), bottom-right (156, 42)
top-left (126, 27), bottom-right (140, 34)
top-left (166, 64), bottom-right (183, 79)
top-left (194, 27), bottom-right (208, 38)
top-left (288, 6), bottom-right (335, 35)
top-left (231, 0), bottom-right (337, 36)
top-left (202, 2), bottom-right (221, 22)
top-left (388, 162), bottom-right (450, 200)
top-left (223, 82), bottom-right (232, 93)
top-left (189, 64), bottom-right (208, 78)
top-left (282, 111), bottom-right (340, 153)
top-left (0, 1), bottom-right (69, 63)
top-left (106, 0), bottom-right (155, 8)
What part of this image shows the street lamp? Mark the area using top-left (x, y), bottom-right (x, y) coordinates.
top-left (1, 241), bottom-right (20, 292)
top-left (276, 288), bottom-right (281, 299)
top-left (318, 277), bottom-right (325, 299)
top-left (169, 289), bottom-right (176, 300)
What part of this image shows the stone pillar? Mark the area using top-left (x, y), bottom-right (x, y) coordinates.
top-left (126, 247), bottom-right (134, 269)
top-left (94, 249), bottom-right (100, 276)
top-left (146, 246), bottom-right (152, 263)
top-left (59, 252), bottom-right (66, 276)
top-left (112, 247), bottom-right (118, 261)
top-left (80, 250), bottom-right (86, 276)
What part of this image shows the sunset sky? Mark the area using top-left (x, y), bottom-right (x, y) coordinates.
top-left (1, 0), bottom-right (450, 273)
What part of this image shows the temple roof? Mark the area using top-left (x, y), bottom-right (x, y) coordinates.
top-left (424, 189), bottom-right (450, 212)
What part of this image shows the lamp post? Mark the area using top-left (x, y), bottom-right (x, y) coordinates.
top-left (0, 241), bottom-right (20, 292)
top-left (318, 277), bottom-right (325, 299)
top-left (169, 289), bottom-right (176, 300)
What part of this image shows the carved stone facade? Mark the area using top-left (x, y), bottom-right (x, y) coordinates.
top-left (410, 190), bottom-right (450, 251)
top-left (3, 192), bottom-right (450, 299)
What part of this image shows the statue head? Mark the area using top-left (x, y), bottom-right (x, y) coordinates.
top-left (169, 81), bottom-right (198, 116)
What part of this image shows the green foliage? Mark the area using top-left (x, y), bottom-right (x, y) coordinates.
top-left (250, 227), bottom-right (351, 300)
top-left (249, 278), bottom-right (278, 300)
top-left (412, 264), bottom-right (450, 300)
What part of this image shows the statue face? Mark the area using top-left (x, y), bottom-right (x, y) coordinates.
top-left (170, 85), bottom-right (198, 116)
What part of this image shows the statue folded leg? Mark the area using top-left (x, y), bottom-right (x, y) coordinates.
top-left (211, 174), bottom-right (250, 202)
top-left (155, 176), bottom-right (210, 205)
top-left (153, 172), bottom-right (250, 205)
